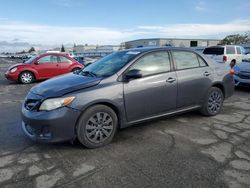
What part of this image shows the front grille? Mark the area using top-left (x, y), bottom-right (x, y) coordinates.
top-left (238, 72), bottom-right (250, 79)
top-left (25, 99), bottom-right (41, 111)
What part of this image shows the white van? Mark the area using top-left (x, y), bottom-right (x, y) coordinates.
top-left (203, 45), bottom-right (250, 67)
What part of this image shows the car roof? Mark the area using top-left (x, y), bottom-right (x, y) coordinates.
top-left (122, 46), bottom-right (196, 53)
top-left (40, 52), bottom-right (69, 56)
top-left (205, 46), bottom-right (224, 49)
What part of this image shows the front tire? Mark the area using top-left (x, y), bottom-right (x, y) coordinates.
top-left (19, 71), bottom-right (34, 84)
top-left (76, 105), bottom-right (118, 148)
top-left (200, 87), bottom-right (224, 116)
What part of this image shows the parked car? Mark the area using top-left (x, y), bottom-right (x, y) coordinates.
top-left (203, 45), bottom-right (250, 67)
top-left (74, 57), bottom-right (85, 65)
top-left (21, 47), bottom-right (234, 148)
top-left (74, 57), bottom-right (97, 66)
top-left (233, 60), bottom-right (250, 86)
top-left (5, 53), bottom-right (83, 84)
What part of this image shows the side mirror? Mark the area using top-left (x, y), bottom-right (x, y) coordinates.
top-left (125, 69), bottom-right (142, 80)
top-left (34, 61), bottom-right (39, 65)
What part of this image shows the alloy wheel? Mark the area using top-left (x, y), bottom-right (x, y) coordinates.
top-left (208, 90), bottom-right (222, 114)
top-left (21, 72), bottom-right (33, 84)
top-left (85, 112), bottom-right (114, 144)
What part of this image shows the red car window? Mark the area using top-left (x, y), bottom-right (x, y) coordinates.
top-left (59, 56), bottom-right (72, 63)
top-left (38, 55), bottom-right (59, 63)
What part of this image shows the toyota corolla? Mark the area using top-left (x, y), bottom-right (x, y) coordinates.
top-left (21, 47), bottom-right (234, 148)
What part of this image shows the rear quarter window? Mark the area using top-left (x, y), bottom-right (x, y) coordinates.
top-left (236, 47), bottom-right (241, 54)
top-left (197, 56), bottom-right (208, 67)
top-left (60, 56), bottom-right (72, 63)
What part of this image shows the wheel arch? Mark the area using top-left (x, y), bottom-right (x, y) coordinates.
top-left (75, 100), bottom-right (124, 131)
top-left (18, 69), bottom-right (37, 80)
top-left (211, 82), bottom-right (225, 98)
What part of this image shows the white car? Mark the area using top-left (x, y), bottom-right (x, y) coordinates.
top-left (203, 45), bottom-right (250, 67)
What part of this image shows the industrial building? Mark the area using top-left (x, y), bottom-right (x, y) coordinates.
top-left (73, 45), bottom-right (120, 58)
top-left (124, 38), bottom-right (221, 49)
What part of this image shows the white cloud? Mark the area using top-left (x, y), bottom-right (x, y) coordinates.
top-left (0, 19), bottom-right (250, 49)
top-left (195, 1), bottom-right (206, 12)
top-left (138, 19), bottom-right (250, 38)
top-left (195, 6), bottom-right (205, 11)
top-left (0, 21), bottom-right (142, 45)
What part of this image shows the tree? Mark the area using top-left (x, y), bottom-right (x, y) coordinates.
top-left (73, 43), bottom-right (77, 53)
top-left (61, 44), bottom-right (65, 52)
top-left (119, 43), bottom-right (125, 50)
top-left (28, 47), bottom-right (35, 53)
top-left (124, 43), bottom-right (132, 49)
top-left (219, 33), bottom-right (250, 45)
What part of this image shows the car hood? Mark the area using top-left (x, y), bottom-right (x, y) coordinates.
top-left (31, 73), bottom-right (102, 98)
top-left (234, 62), bottom-right (250, 73)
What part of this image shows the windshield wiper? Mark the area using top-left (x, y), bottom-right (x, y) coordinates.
top-left (80, 71), bottom-right (97, 77)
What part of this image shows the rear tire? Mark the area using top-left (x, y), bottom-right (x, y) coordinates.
top-left (200, 87), bottom-right (224, 116)
top-left (19, 71), bottom-right (34, 84)
top-left (76, 105), bottom-right (118, 148)
top-left (230, 60), bottom-right (236, 68)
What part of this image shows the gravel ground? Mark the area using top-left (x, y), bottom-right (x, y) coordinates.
top-left (0, 58), bottom-right (250, 188)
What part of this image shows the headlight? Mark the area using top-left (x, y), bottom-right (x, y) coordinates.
top-left (39, 96), bottom-right (75, 111)
top-left (10, 67), bottom-right (17, 73)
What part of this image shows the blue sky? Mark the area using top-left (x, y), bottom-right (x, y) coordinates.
top-left (0, 0), bottom-right (250, 47)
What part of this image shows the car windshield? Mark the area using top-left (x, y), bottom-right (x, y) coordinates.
top-left (23, 55), bottom-right (37, 64)
top-left (78, 51), bottom-right (139, 77)
top-left (203, 47), bottom-right (224, 55)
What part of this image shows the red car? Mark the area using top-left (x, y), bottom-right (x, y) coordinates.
top-left (5, 53), bottom-right (84, 84)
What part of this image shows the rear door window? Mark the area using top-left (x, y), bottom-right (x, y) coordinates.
top-left (203, 47), bottom-right (224, 55)
top-left (226, 46), bottom-right (236, 54)
top-left (172, 51), bottom-right (200, 70)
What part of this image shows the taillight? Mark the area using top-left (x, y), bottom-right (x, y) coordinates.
top-left (223, 55), bottom-right (227, 62)
top-left (229, 69), bottom-right (235, 75)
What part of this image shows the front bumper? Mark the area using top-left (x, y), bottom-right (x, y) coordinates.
top-left (21, 105), bottom-right (81, 143)
top-left (234, 75), bottom-right (250, 86)
top-left (5, 71), bottom-right (19, 81)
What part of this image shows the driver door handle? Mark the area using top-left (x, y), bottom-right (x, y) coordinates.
top-left (166, 77), bottom-right (176, 83)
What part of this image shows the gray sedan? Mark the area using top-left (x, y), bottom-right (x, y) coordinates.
top-left (21, 47), bottom-right (234, 148)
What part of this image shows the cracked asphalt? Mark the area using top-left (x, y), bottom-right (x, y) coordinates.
top-left (0, 58), bottom-right (250, 188)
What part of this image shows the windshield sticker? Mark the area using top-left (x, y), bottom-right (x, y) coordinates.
top-left (126, 51), bottom-right (141, 55)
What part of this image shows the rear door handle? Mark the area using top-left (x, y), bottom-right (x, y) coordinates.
top-left (203, 71), bottom-right (210, 76)
top-left (166, 77), bottom-right (176, 83)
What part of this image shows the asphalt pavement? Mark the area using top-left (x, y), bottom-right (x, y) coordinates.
top-left (0, 58), bottom-right (250, 188)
